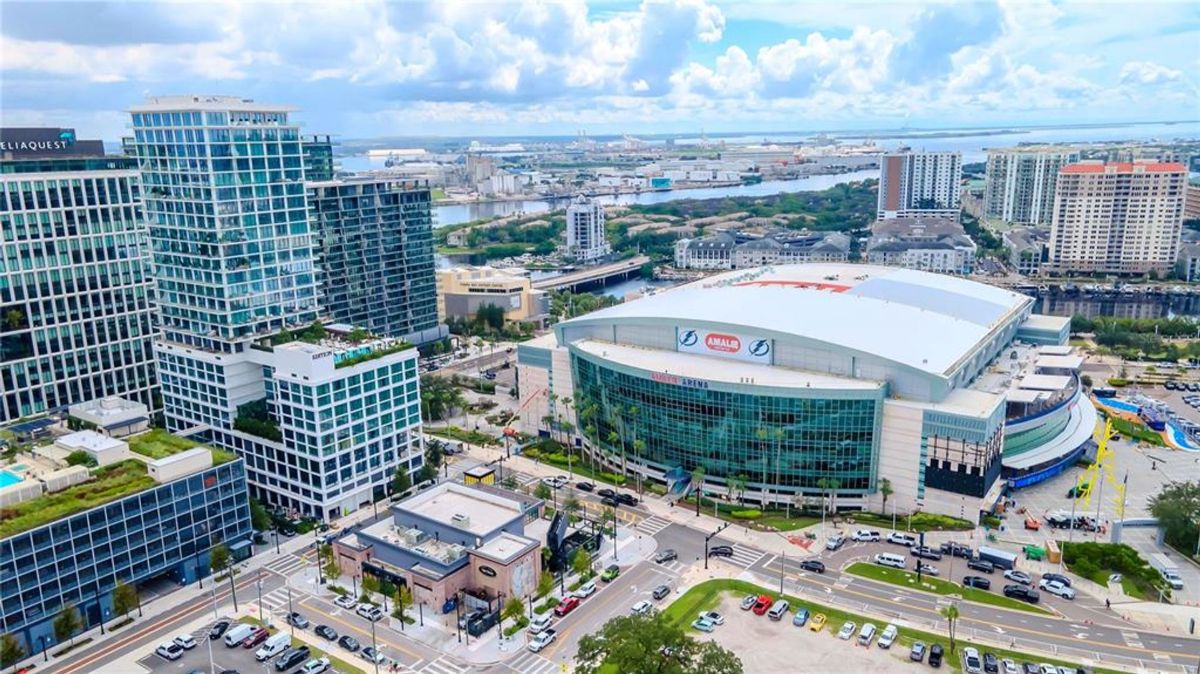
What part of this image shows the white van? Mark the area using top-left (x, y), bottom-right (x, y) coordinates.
top-left (767, 599), bottom-right (789, 621)
top-left (222, 623), bottom-right (255, 648)
top-left (255, 632), bottom-right (290, 661)
top-left (857, 622), bottom-right (877, 646)
top-left (874, 553), bottom-right (906, 569)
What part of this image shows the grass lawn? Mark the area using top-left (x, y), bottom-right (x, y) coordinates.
top-left (428, 425), bottom-right (499, 447)
top-left (845, 563), bottom-right (1051, 615)
top-left (678, 495), bottom-right (821, 532)
top-left (663, 579), bottom-right (1118, 674)
top-left (849, 511), bottom-right (975, 532)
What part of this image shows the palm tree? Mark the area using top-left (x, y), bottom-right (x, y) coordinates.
top-left (624, 405), bottom-right (639, 481)
top-left (939, 604), bottom-right (960, 653)
top-left (879, 477), bottom-right (893, 516)
top-left (691, 465), bottom-right (706, 516)
top-left (632, 438), bottom-right (646, 494)
top-left (548, 392), bottom-right (559, 443)
top-left (605, 430), bottom-right (620, 474)
top-left (728, 473), bottom-right (747, 505)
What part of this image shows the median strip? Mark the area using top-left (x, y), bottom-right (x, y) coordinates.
top-left (843, 562), bottom-right (1053, 615)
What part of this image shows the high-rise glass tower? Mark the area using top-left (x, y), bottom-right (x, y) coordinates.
top-left (0, 128), bottom-right (157, 421)
top-left (306, 177), bottom-right (445, 344)
top-left (130, 97), bottom-right (423, 519)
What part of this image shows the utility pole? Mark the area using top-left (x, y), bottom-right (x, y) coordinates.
top-left (704, 522), bottom-right (731, 571)
top-left (779, 549), bottom-right (786, 595)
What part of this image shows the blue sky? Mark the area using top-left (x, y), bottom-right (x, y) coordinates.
top-left (0, 0), bottom-right (1196, 140)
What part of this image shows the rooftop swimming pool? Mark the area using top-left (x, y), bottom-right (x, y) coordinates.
top-left (0, 470), bottom-right (23, 489)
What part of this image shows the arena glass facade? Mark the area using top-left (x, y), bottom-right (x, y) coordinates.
top-left (571, 349), bottom-right (883, 495)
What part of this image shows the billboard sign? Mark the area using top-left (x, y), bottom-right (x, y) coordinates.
top-left (0, 128), bottom-right (105, 158)
top-left (677, 327), bottom-right (771, 364)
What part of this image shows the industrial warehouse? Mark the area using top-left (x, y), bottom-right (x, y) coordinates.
top-left (517, 264), bottom-right (1094, 519)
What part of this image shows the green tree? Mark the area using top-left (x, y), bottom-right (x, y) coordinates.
top-left (534, 482), bottom-right (553, 501)
top-left (563, 493), bottom-right (582, 520)
top-left (53, 603), bottom-right (82, 647)
top-left (209, 543), bottom-right (231, 577)
top-left (1080, 374), bottom-right (1093, 389)
top-left (4, 309), bottom-right (25, 331)
top-left (574, 613), bottom-right (743, 674)
top-left (424, 441), bottom-right (445, 472)
top-left (940, 604), bottom-right (960, 653)
top-left (347, 327), bottom-right (369, 342)
top-left (691, 465), bottom-right (705, 516)
top-left (816, 477), bottom-right (841, 514)
top-left (0, 632), bottom-right (25, 669)
top-left (249, 497), bottom-right (272, 532)
top-left (392, 467), bottom-right (412, 496)
top-left (536, 570), bottom-right (555, 597)
top-left (112, 580), bottom-right (139, 619)
top-left (502, 596), bottom-right (524, 623)
top-left (306, 320), bottom-right (327, 340)
top-left (728, 473), bottom-right (748, 505)
top-left (572, 546), bottom-right (593, 577)
top-left (878, 478), bottom-right (893, 515)
top-left (321, 543), bottom-right (340, 580)
top-left (1149, 481), bottom-right (1200, 556)
top-left (65, 450), bottom-right (97, 468)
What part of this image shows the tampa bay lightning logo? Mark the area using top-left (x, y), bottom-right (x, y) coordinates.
top-left (678, 330), bottom-right (698, 347)
top-left (749, 339), bottom-right (771, 357)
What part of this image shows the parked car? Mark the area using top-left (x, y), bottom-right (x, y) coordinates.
top-left (910, 641), bottom-right (927, 662)
top-left (631, 601), bottom-right (652, 616)
top-left (911, 546), bottom-right (944, 561)
top-left (837, 621), bottom-right (856, 640)
top-left (967, 558), bottom-right (995, 574)
top-left (1041, 573), bottom-right (1072, 587)
top-left (653, 584), bottom-right (671, 601)
top-left (300, 657), bottom-right (331, 674)
top-left (878, 623), bottom-right (898, 648)
top-left (915, 562), bottom-right (940, 576)
top-left (359, 647), bottom-right (385, 664)
top-left (1003, 585), bottom-right (1041, 603)
top-left (963, 576), bottom-right (991, 590)
top-left (930, 644), bottom-right (945, 668)
top-left (356, 605), bottom-right (384, 622)
top-left (528, 629), bottom-right (557, 653)
top-left (691, 617), bottom-right (716, 633)
top-left (600, 564), bottom-right (621, 582)
top-left (576, 482), bottom-right (595, 492)
top-left (337, 635), bottom-right (360, 652)
top-left (984, 652), bottom-right (999, 673)
top-left (851, 529), bottom-right (880, 542)
top-left (314, 625), bottom-right (337, 640)
top-left (654, 549), bottom-right (678, 564)
top-left (530, 615), bottom-right (554, 633)
top-left (792, 608), bottom-right (810, 627)
top-left (751, 595), bottom-right (773, 615)
top-left (334, 594), bottom-right (357, 609)
top-left (1038, 579), bottom-right (1076, 599)
top-left (156, 643), bottom-right (184, 661)
top-left (174, 634), bottom-right (197, 650)
top-left (575, 580), bottom-right (597, 598)
top-left (256, 634), bottom-right (291, 661)
top-left (809, 613), bottom-right (827, 632)
top-left (242, 627), bottom-right (269, 648)
top-left (799, 560), bottom-right (826, 573)
top-left (698, 611), bottom-right (724, 625)
top-left (208, 620), bottom-right (231, 640)
top-left (1001, 659), bottom-right (1019, 674)
top-left (288, 612), bottom-right (310, 629)
top-left (964, 647), bottom-right (983, 674)
top-left (601, 496), bottom-right (619, 507)
top-left (276, 646), bottom-right (311, 672)
top-left (555, 596), bottom-right (581, 616)
top-left (1004, 569), bottom-right (1032, 585)
top-left (941, 542), bottom-right (974, 559)
top-left (596, 488), bottom-right (616, 498)
top-left (887, 532), bottom-right (917, 547)
top-left (826, 534), bottom-right (846, 551)
top-left (616, 493), bottom-right (639, 506)
top-left (739, 594), bottom-right (757, 610)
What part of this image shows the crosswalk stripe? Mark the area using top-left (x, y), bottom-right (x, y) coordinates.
top-left (508, 652), bottom-right (559, 674)
top-left (420, 656), bottom-right (468, 674)
top-left (635, 515), bottom-right (672, 536)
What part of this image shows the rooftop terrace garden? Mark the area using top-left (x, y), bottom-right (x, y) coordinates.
top-left (0, 460), bottom-right (155, 539)
top-left (128, 428), bottom-right (237, 464)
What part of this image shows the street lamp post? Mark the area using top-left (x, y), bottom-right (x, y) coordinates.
top-left (38, 635), bottom-right (47, 662)
top-left (257, 573), bottom-right (264, 624)
top-left (274, 528), bottom-right (281, 555)
top-left (287, 587), bottom-right (295, 637)
top-left (370, 618), bottom-right (380, 674)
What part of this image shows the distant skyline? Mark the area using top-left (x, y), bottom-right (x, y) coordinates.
top-left (1, 0), bottom-right (1197, 141)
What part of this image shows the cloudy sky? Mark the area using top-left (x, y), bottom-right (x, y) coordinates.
top-left (1, 0), bottom-right (1197, 140)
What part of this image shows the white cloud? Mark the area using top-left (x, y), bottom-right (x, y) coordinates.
top-left (1119, 61), bottom-right (1184, 86)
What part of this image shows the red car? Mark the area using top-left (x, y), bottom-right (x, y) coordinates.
top-left (242, 627), bottom-right (269, 648)
top-left (554, 596), bottom-right (581, 616)
top-left (751, 595), bottom-right (773, 616)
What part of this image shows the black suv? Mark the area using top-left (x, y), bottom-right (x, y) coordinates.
top-left (616, 493), bottom-right (638, 506)
top-left (910, 546), bottom-right (943, 561)
top-left (337, 635), bottom-right (360, 652)
top-left (1003, 585), bottom-right (1040, 603)
top-left (208, 620), bottom-right (230, 640)
top-left (929, 644), bottom-right (944, 668)
top-left (275, 646), bottom-right (311, 671)
top-left (966, 558), bottom-right (995, 574)
top-left (962, 576), bottom-right (990, 590)
top-left (576, 482), bottom-right (595, 492)
top-left (983, 652), bottom-right (999, 674)
top-left (596, 488), bottom-right (616, 498)
top-left (799, 560), bottom-right (826, 573)
top-left (708, 545), bottom-right (733, 558)
top-left (940, 542), bottom-right (973, 559)
top-left (314, 625), bottom-right (337, 640)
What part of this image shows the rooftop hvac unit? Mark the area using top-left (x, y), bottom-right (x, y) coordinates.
top-left (399, 528), bottom-right (429, 546)
top-left (450, 513), bottom-right (471, 528)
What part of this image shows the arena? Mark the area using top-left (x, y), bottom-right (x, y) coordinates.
top-left (516, 264), bottom-right (1093, 518)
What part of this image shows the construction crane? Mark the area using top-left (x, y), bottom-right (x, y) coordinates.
top-left (500, 386), bottom-right (546, 449)
top-left (1074, 418), bottom-right (1127, 532)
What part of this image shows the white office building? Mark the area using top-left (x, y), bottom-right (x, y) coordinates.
top-left (984, 147), bottom-right (1080, 226)
top-left (565, 194), bottom-right (610, 263)
top-left (877, 151), bottom-right (962, 220)
top-left (130, 95), bottom-right (424, 518)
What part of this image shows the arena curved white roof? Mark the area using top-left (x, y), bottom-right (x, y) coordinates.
top-left (560, 264), bottom-right (1033, 377)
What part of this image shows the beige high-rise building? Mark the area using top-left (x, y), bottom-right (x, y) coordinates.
top-left (1048, 160), bottom-right (1187, 276)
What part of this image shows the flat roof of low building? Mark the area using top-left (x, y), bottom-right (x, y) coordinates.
top-left (474, 531), bottom-right (538, 564)
top-left (1036, 355), bottom-right (1084, 371)
top-left (1018, 374), bottom-right (1073, 391)
top-left (399, 483), bottom-right (524, 537)
top-left (573, 339), bottom-right (881, 391)
top-left (1007, 389), bottom-right (1047, 404)
top-left (57, 430), bottom-right (124, 453)
top-left (1021, 314), bottom-right (1070, 331)
top-left (1038, 345), bottom-right (1074, 356)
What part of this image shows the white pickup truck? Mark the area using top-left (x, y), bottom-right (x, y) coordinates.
top-left (528, 629), bottom-right (557, 653)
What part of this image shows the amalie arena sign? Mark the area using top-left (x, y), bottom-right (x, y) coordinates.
top-left (676, 327), bottom-right (772, 365)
